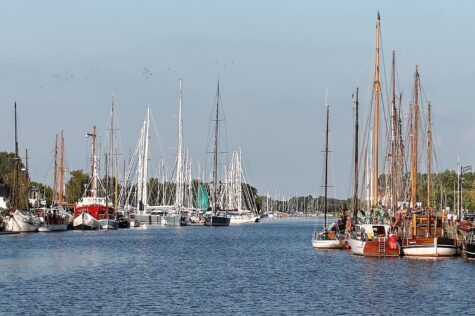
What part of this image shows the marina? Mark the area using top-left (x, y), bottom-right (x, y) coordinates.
top-left (1, 1), bottom-right (475, 315)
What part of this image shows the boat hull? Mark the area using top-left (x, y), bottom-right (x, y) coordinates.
top-left (312, 239), bottom-right (342, 249)
top-left (129, 219), bottom-right (140, 227)
top-left (348, 238), bottom-right (400, 257)
top-left (73, 213), bottom-right (100, 230)
top-left (463, 242), bottom-right (475, 260)
top-left (402, 237), bottom-right (458, 257)
top-left (162, 214), bottom-right (182, 226)
top-left (205, 216), bottom-right (230, 226)
top-left (229, 216), bottom-right (258, 225)
top-left (5, 212), bottom-right (39, 232)
top-left (98, 219), bottom-right (118, 230)
top-left (348, 238), bottom-right (365, 256)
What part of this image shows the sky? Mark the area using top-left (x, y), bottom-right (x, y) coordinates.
top-left (0, 0), bottom-right (474, 199)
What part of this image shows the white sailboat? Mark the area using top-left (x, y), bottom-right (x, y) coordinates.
top-left (5, 210), bottom-right (41, 232)
top-left (164, 80), bottom-right (187, 226)
top-left (226, 149), bottom-right (259, 224)
top-left (4, 103), bottom-right (41, 233)
top-left (312, 105), bottom-right (343, 249)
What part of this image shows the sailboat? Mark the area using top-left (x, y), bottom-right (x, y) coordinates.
top-left (98, 98), bottom-right (119, 230)
top-left (347, 13), bottom-right (400, 257)
top-left (226, 149), bottom-right (259, 224)
top-left (41, 131), bottom-right (69, 231)
top-left (204, 80), bottom-right (230, 227)
top-left (73, 126), bottom-right (108, 230)
top-left (311, 105), bottom-right (343, 249)
top-left (400, 67), bottom-right (458, 257)
top-left (163, 80), bottom-right (187, 226)
top-left (4, 103), bottom-right (40, 233)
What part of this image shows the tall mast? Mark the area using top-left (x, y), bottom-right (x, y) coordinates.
top-left (105, 153), bottom-right (109, 219)
top-left (137, 121), bottom-right (145, 210)
top-left (108, 96), bottom-right (120, 210)
top-left (324, 105), bottom-right (330, 229)
top-left (142, 108), bottom-right (150, 209)
top-left (114, 149), bottom-right (118, 210)
top-left (372, 12), bottom-right (381, 208)
top-left (390, 50), bottom-right (398, 215)
top-left (353, 88), bottom-right (359, 217)
top-left (175, 79), bottom-right (184, 208)
top-left (411, 66), bottom-right (420, 208)
top-left (212, 80), bottom-right (220, 214)
top-left (87, 126), bottom-right (98, 198)
top-left (12, 102), bottom-right (20, 210)
top-left (59, 130), bottom-right (65, 204)
top-left (53, 134), bottom-right (58, 204)
top-left (427, 102), bottom-right (432, 207)
top-left (25, 148), bottom-right (29, 211)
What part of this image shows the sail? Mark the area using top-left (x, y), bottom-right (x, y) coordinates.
top-left (196, 184), bottom-right (209, 210)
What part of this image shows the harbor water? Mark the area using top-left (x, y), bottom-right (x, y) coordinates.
top-left (0, 218), bottom-right (473, 315)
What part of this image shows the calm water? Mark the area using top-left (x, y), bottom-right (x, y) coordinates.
top-left (0, 218), bottom-right (474, 315)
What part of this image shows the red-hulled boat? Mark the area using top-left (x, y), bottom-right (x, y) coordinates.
top-left (73, 126), bottom-right (117, 230)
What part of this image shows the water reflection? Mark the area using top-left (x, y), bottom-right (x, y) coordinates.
top-left (0, 219), bottom-right (473, 315)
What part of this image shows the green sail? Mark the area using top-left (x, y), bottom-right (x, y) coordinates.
top-left (196, 184), bottom-right (209, 210)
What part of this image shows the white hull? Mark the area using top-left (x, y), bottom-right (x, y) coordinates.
top-left (348, 238), bottom-right (366, 256)
top-left (129, 219), bottom-right (140, 227)
top-left (99, 219), bottom-right (118, 230)
top-left (38, 226), bottom-right (53, 232)
top-left (312, 239), bottom-right (341, 249)
top-left (229, 216), bottom-right (258, 225)
top-left (402, 245), bottom-right (458, 257)
top-left (163, 214), bottom-right (181, 226)
top-left (73, 213), bottom-right (100, 230)
top-left (4, 211), bottom-right (40, 232)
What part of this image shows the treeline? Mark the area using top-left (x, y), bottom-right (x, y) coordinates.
top-left (2, 151), bottom-right (472, 212)
top-left (0, 152), bottom-right (261, 210)
top-left (259, 194), bottom-right (349, 215)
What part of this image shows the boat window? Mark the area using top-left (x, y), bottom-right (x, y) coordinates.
top-left (372, 226), bottom-right (386, 237)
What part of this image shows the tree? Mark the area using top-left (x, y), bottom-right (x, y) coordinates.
top-left (65, 170), bottom-right (90, 203)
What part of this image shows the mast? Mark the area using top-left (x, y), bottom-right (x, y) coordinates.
top-left (212, 80), bottom-right (220, 215)
top-left (411, 66), bottom-right (420, 208)
top-left (427, 102), bottom-right (432, 207)
top-left (87, 126), bottom-right (98, 198)
top-left (53, 134), bottom-right (58, 204)
top-left (324, 105), bottom-right (330, 229)
top-left (352, 88), bottom-right (359, 217)
top-left (175, 79), bottom-right (184, 209)
top-left (372, 12), bottom-right (381, 208)
top-left (59, 130), bottom-right (64, 204)
top-left (143, 108), bottom-right (150, 209)
top-left (390, 51), bottom-right (398, 215)
top-left (105, 153), bottom-right (109, 219)
top-left (25, 148), bottom-right (29, 211)
top-left (114, 149), bottom-right (118, 210)
top-left (11, 103), bottom-right (21, 211)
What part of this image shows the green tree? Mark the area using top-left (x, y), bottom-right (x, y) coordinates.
top-left (66, 170), bottom-right (90, 203)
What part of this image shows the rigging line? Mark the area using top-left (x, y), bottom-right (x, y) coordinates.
top-left (149, 109), bottom-right (168, 172)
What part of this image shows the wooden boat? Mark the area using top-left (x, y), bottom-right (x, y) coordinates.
top-left (463, 228), bottom-right (475, 260)
top-left (401, 211), bottom-right (457, 257)
top-left (348, 224), bottom-right (400, 257)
